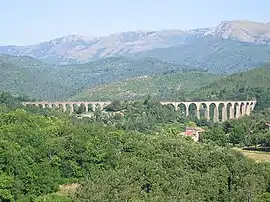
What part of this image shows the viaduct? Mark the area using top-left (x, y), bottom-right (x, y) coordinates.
top-left (22, 100), bottom-right (256, 123)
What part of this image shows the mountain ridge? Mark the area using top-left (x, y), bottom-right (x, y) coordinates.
top-left (1, 20), bottom-right (270, 64)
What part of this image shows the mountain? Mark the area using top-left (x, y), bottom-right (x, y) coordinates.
top-left (205, 20), bottom-right (270, 44)
top-left (1, 20), bottom-right (270, 66)
top-left (0, 31), bottom-right (203, 64)
top-left (71, 71), bottom-right (220, 101)
top-left (0, 54), bottom-right (193, 100)
top-left (131, 36), bottom-right (270, 74)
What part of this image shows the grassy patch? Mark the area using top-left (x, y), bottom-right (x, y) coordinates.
top-left (235, 148), bottom-right (270, 162)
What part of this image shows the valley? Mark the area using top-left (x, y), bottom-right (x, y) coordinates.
top-left (1, 18), bottom-right (270, 201)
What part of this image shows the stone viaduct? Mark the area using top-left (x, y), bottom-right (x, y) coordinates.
top-left (22, 100), bottom-right (256, 123)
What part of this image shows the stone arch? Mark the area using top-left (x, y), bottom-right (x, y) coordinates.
top-left (245, 102), bottom-right (251, 116)
top-left (58, 104), bottom-right (66, 112)
top-left (218, 103), bottom-right (227, 122)
top-left (72, 103), bottom-right (79, 114)
top-left (198, 103), bottom-right (208, 120)
top-left (178, 103), bottom-right (187, 117)
top-left (44, 103), bottom-right (51, 109)
top-left (227, 102), bottom-right (234, 119)
top-left (209, 103), bottom-right (218, 122)
top-left (38, 104), bottom-right (44, 109)
top-left (234, 102), bottom-right (241, 119)
top-left (94, 103), bottom-right (101, 111)
top-left (87, 103), bottom-right (95, 112)
top-left (188, 103), bottom-right (198, 119)
top-left (250, 102), bottom-right (255, 112)
top-left (78, 103), bottom-right (86, 114)
top-left (240, 102), bottom-right (246, 117)
top-left (64, 103), bottom-right (72, 114)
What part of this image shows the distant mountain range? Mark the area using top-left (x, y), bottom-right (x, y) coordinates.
top-left (1, 20), bottom-right (270, 65)
top-left (1, 20), bottom-right (270, 102)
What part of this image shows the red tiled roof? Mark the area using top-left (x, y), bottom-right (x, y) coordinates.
top-left (184, 131), bottom-right (194, 136)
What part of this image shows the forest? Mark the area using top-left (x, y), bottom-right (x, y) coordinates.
top-left (1, 92), bottom-right (270, 201)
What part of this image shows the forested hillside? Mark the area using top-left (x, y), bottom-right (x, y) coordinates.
top-left (71, 71), bottom-right (220, 101)
top-left (0, 54), bottom-right (75, 100)
top-left (185, 65), bottom-right (270, 109)
top-left (72, 64), bottom-right (270, 111)
top-left (0, 54), bottom-right (195, 100)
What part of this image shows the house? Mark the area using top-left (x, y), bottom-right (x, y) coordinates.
top-left (181, 127), bottom-right (205, 142)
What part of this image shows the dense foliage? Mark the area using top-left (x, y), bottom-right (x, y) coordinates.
top-left (1, 107), bottom-right (270, 201)
top-left (201, 109), bottom-right (270, 148)
top-left (0, 54), bottom-right (194, 100)
top-left (0, 91), bottom-right (32, 108)
top-left (72, 71), bottom-right (219, 101)
top-left (186, 65), bottom-right (270, 110)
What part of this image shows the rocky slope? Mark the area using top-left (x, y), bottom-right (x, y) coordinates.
top-left (1, 20), bottom-right (270, 64)
top-left (131, 36), bottom-right (270, 74)
top-left (205, 20), bottom-right (270, 44)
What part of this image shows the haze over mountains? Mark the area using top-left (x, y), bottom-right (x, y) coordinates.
top-left (1, 20), bottom-right (270, 65)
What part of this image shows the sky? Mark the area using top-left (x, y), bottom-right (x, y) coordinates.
top-left (1, 0), bottom-right (269, 45)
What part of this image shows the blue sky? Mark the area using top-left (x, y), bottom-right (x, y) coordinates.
top-left (1, 0), bottom-right (269, 45)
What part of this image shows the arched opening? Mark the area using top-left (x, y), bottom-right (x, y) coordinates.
top-left (58, 104), bottom-right (65, 113)
top-left (88, 103), bottom-right (94, 112)
top-left (209, 103), bottom-right (218, 122)
top-left (227, 103), bottom-right (234, 119)
top-left (234, 103), bottom-right (240, 118)
top-left (199, 103), bottom-right (208, 120)
top-left (95, 103), bottom-right (101, 111)
top-left (218, 103), bottom-right (226, 122)
top-left (38, 104), bottom-right (44, 109)
top-left (65, 104), bottom-right (72, 114)
top-left (188, 103), bottom-right (198, 119)
top-left (44, 104), bottom-right (51, 109)
top-left (240, 102), bottom-right (245, 117)
top-left (178, 103), bottom-right (187, 117)
top-left (245, 102), bottom-right (252, 116)
top-left (250, 102), bottom-right (254, 112)
top-left (78, 103), bottom-right (86, 114)
top-left (73, 104), bottom-right (79, 114)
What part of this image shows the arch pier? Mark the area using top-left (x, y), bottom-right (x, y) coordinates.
top-left (160, 100), bottom-right (256, 122)
top-left (22, 101), bottom-right (112, 114)
top-left (22, 100), bottom-right (256, 122)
